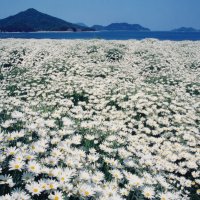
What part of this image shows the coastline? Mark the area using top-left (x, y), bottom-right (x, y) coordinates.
top-left (0, 31), bottom-right (200, 41)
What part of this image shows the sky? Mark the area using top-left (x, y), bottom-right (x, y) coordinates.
top-left (0, 0), bottom-right (200, 31)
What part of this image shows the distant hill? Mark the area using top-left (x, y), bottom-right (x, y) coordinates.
top-left (91, 23), bottom-right (150, 31)
top-left (76, 23), bottom-right (88, 27)
top-left (0, 8), bottom-right (94, 32)
top-left (171, 27), bottom-right (199, 32)
top-left (91, 25), bottom-right (105, 31)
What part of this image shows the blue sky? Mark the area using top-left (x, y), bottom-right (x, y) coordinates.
top-left (0, 0), bottom-right (200, 30)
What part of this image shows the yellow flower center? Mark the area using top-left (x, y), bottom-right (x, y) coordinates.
top-left (54, 196), bottom-right (59, 200)
top-left (84, 191), bottom-right (90, 196)
top-left (61, 177), bottom-right (65, 181)
top-left (33, 188), bottom-right (38, 193)
top-left (15, 164), bottom-right (20, 169)
top-left (42, 184), bottom-right (46, 189)
top-left (30, 166), bottom-right (35, 170)
top-left (161, 197), bottom-right (166, 200)
top-left (136, 182), bottom-right (140, 186)
top-left (27, 155), bottom-right (32, 160)
top-left (145, 192), bottom-right (151, 197)
top-left (50, 184), bottom-right (54, 189)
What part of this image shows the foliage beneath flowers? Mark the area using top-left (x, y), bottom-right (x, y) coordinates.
top-left (0, 39), bottom-right (200, 200)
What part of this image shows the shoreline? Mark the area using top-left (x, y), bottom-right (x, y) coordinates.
top-left (0, 30), bottom-right (200, 34)
top-left (0, 30), bottom-right (98, 33)
top-left (0, 31), bottom-right (200, 41)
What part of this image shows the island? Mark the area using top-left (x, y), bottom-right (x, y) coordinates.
top-left (0, 9), bottom-right (151, 32)
top-left (171, 27), bottom-right (200, 32)
top-left (91, 23), bottom-right (150, 31)
top-left (0, 8), bottom-right (94, 32)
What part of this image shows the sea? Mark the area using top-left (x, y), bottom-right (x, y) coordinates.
top-left (0, 31), bottom-right (200, 41)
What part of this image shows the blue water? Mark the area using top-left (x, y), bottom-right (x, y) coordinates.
top-left (0, 31), bottom-right (200, 41)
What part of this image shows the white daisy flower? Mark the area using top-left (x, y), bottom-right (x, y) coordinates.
top-left (79, 184), bottom-right (95, 197)
top-left (49, 191), bottom-right (64, 200)
top-left (143, 187), bottom-right (155, 199)
top-left (25, 182), bottom-right (42, 196)
top-left (9, 159), bottom-right (24, 171)
top-left (27, 160), bottom-right (41, 174)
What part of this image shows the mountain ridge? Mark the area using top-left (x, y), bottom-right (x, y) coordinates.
top-left (91, 23), bottom-right (150, 31)
top-left (0, 8), bottom-right (93, 32)
top-left (1, 9), bottom-right (198, 33)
